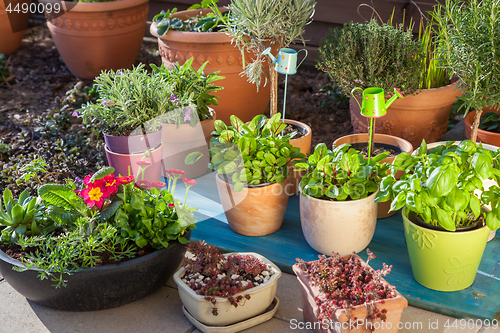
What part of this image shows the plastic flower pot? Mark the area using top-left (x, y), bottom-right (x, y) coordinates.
top-left (402, 207), bottom-right (490, 291)
top-left (300, 189), bottom-right (378, 256)
top-left (292, 255), bottom-right (408, 333)
top-left (173, 252), bottom-right (281, 326)
top-left (216, 174), bottom-right (290, 236)
top-left (104, 129), bottom-right (162, 155)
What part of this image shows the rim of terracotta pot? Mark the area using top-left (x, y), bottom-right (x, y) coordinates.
top-left (150, 8), bottom-right (231, 43)
top-left (299, 187), bottom-right (379, 205)
top-left (464, 107), bottom-right (500, 143)
top-left (426, 140), bottom-right (500, 152)
top-left (104, 142), bottom-right (163, 156)
top-left (217, 172), bottom-right (277, 189)
top-left (285, 118), bottom-right (312, 138)
top-left (174, 252), bottom-right (282, 302)
top-left (333, 133), bottom-right (413, 154)
top-left (39, 0), bottom-right (149, 13)
top-left (389, 78), bottom-right (462, 109)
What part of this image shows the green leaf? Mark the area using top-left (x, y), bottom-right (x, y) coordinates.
top-left (417, 139), bottom-right (427, 155)
top-left (264, 153), bottom-right (277, 165)
top-left (90, 167), bottom-right (115, 183)
top-left (471, 152), bottom-right (493, 180)
top-left (427, 165), bottom-right (457, 197)
top-left (214, 120), bottom-right (227, 134)
top-left (470, 194), bottom-right (481, 218)
top-left (435, 206), bottom-right (455, 231)
top-left (486, 207), bottom-right (500, 231)
top-left (270, 122), bottom-right (287, 136)
top-left (230, 115), bottom-right (245, 133)
top-left (219, 130), bottom-right (234, 143)
top-left (234, 182), bottom-right (245, 192)
top-left (185, 151), bottom-right (204, 165)
top-left (447, 186), bottom-right (467, 211)
top-left (100, 201), bottom-right (123, 222)
top-left (38, 184), bottom-right (79, 211)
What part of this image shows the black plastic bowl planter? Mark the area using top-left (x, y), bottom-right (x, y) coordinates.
top-left (0, 235), bottom-right (189, 311)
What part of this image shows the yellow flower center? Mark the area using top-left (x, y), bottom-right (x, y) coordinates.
top-left (89, 187), bottom-right (103, 201)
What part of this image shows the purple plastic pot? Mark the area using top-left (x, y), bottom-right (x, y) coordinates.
top-left (104, 130), bottom-right (162, 154)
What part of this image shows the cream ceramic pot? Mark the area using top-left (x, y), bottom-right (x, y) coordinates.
top-left (300, 190), bottom-right (378, 256)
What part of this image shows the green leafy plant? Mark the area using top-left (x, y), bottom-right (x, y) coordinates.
top-left (0, 189), bottom-right (52, 244)
top-left (317, 19), bottom-right (421, 98)
top-left (319, 83), bottom-right (350, 107)
top-left (375, 140), bottom-right (500, 231)
top-left (479, 111), bottom-right (500, 133)
top-left (431, 0), bottom-right (500, 142)
top-left (211, 0), bottom-right (316, 116)
top-left (153, 0), bottom-right (229, 35)
top-left (203, 113), bottom-right (304, 192)
top-left (150, 58), bottom-right (224, 124)
top-left (294, 143), bottom-right (389, 201)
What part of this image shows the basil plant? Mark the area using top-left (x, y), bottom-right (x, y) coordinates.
top-left (375, 140), bottom-right (500, 232)
top-left (294, 143), bottom-right (390, 201)
top-left (209, 113), bottom-right (304, 192)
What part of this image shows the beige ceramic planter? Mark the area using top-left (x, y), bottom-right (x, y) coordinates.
top-left (42, 0), bottom-right (149, 79)
top-left (333, 133), bottom-right (413, 218)
top-left (174, 252), bottom-right (281, 326)
top-left (300, 190), bottom-right (378, 256)
top-left (216, 175), bottom-right (290, 236)
top-left (293, 256), bottom-right (408, 333)
top-left (150, 9), bottom-right (270, 124)
top-left (0, 0), bottom-right (29, 55)
top-left (161, 111), bottom-right (215, 179)
top-left (350, 80), bottom-right (461, 148)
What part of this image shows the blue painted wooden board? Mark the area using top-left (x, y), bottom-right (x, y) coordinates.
top-left (174, 171), bottom-right (500, 320)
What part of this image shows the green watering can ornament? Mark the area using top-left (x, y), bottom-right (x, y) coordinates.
top-left (350, 87), bottom-right (404, 161)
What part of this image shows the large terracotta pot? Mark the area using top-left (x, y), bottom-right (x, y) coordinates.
top-left (216, 174), bottom-right (289, 236)
top-left (350, 80), bottom-right (461, 148)
top-left (464, 106), bottom-right (500, 147)
top-left (300, 189), bottom-right (378, 256)
top-left (162, 113), bottom-right (215, 179)
top-left (41, 0), bottom-right (149, 79)
top-left (150, 8), bottom-right (270, 124)
top-left (286, 119), bottom-right (312, 196)
top-left (105, 143), bottom-right (163, 183)
top-left (293, 256), bottom-right (408, 333)
top-left (0, 0), bottom-right (29, 55)
top-left (333, 133), bottom-right (413, 219)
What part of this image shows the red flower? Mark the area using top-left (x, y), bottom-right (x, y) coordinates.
top-left (74, 190), bottom-right (81, 196)
top-left (168, 203), bottom-right (175, 208)
top-left (116, 175), bottom-right (135, 184)
top-left (135, 180), bottom-right (151, 190)
top-left (81, 180), bottom-right (109, 209)
top-left (151, 181), bottom-right (167, 189)
top-left (83, 175), bottom-right (92, 186)
top-left (183, 178), bottom-right (197, 186)
top-left (171, 169), bottom-right (185, 175)
top-left (136, 160), bottom-right (152, 166)
top-left (103, 174), bottom-right (118, 195)
top-left (164, 169), bottom-right (173, 174)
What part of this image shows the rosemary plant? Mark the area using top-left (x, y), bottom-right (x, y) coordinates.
top-left (431, 0), bottom-right (500, 142)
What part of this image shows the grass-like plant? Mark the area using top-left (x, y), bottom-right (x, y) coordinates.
top-left (317, 19), bottom-right (421, 98)
top-left (431, 0), bottom-right (500, 142)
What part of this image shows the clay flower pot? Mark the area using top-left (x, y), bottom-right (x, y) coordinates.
top-left (0, 0), bottom-right (29, 55)
top-left (216, 174), bottom-right (290, 236)
top-left (350, 80), bottom-right (461, 148)
top-left (300, 189), bottom-right (378, 256)
top-left (286, 119), bottom-right (312, 196)
top-left (333, 133), bottom-right (413, 219)
top-left (41, 0), bottom-right (149, 79)
top-left (465, 106), bottom-right (500, 147)
top-left (174, 252), bottom-right (281, 326)
top-left (162, 112), bottom-right (215, 179)
top-left (105, 143), bottom-right (163, 183)
top-left (150, 8), bottom-right (270, 124)
top-left (292, 256), bottom-right (408, 333)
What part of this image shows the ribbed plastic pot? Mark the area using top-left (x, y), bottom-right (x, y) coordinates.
top-left (402, 208), bottom-right (490, 291)
top-left (174, 252), bottom-right (281, 326)
top-left (40, 0), bottom-right (149, 79)
top-left (0, 234), bottom-right (189, 311)
top-left (300, 189), bottom-right (378, 256)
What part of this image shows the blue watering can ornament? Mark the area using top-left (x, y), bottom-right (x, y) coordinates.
top-left (262, 47), bottom-right (308, 120)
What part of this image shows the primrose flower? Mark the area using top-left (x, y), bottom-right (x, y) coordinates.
top-left (183, 178), bottom-right (197, 186)
top-left (81, 179), bottom-right (109, 209)
top-left (170, 94), bottom-right (180, 103)
top-left (116, 175), bottom-right (134, 184)
top-left (168, 203), bottom-right (175, 208)
top-left (171, 169), bottom-right (185, 176)
top-left (151, 181), bottom-right (167, 189)
top-left (103, 174), bottom-right (118, 195)
top-left (72, 110), bottom-right (80, 118)
top-left (83, 175), bottom-right (92, 186)
top-left (135, 180), bottom-right (151, 190)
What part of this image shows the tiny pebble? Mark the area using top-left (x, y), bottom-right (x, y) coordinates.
top-left (262, 271), bottom-right (270, 276)
top-left (231, 274), bottom-right (239, 280)
top-left (263, 276), bottom-right (270, 283)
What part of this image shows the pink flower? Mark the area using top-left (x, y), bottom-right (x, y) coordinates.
top-left (170, 94), bottom-right (180, 103)
top-left (80, 179), bottom-right (109, 209)
top-left (72, 110), bottom-right (80, 118)
top-left (171, 169), bottom-right (185, 175)
top-left (183, 178), bottom-right (197, 186)
top-left (74, 190), bottom-right (81, 196)
top-left (168, 203), bottom-right (175, 208)
top-left (136, 160), bottom-right (152, 166)
top-left (83, 175), bottom-right (92, 186)
top-left (102, 174), bottom-right (118, 195)
top-left (151, 181), bottom-right (167, 189)
top-left (116, 175), bottom-right (135, 184)
top-left (135, 180), bottom-right (151, 190)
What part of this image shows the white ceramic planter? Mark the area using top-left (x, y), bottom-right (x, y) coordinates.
top-left (300, 190), bottom-right (378, 256)
top-left (174, 252), bottom-right (282, 326)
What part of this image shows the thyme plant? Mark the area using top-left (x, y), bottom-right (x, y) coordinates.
top-left (431, 0), bottom-right (500, 142)
top-left (212, 0), bottom-right (316, 116)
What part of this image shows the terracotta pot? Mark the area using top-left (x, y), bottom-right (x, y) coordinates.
top-left (104, 130), bottom-right (162, 155)
top-left (162, 113), bottom-right (215, 179)
top-left (333, 133), bottom-right (413, 219)
top-left (174, 252), bottom-right (281, 326)
top-left (464, 106), bottom-right (500, 147)
top-left (105, 143), bottom-right (163, 183)
top-left (41, 0), bottom-right (149, 79)
top-left (150, 8), bottom-right (271, 124)
top-left (293, 256), bottom-right (408, 333)
top-left (216, 174), bottom-right (290, 236)
top-left (0, 0), bottom-right (29, 55)
top-left (300, 190), bottom-right (378, 256)
top-left (286, 119), bottom-right (312, 196)
top-left (350, 80), bottom-right (461, 148)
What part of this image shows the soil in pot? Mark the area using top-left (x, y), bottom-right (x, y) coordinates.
top-left (407, 210), bottom-right (485, 232)
top-left (283, 123), bottom-right (305, 140)
top-left (348, 142), bottom-right (403, 158)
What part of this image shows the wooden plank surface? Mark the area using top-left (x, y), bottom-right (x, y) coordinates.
top-left (179, 170), bottom-right (500, 321)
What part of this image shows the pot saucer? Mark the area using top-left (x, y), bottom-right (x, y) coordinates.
top-left (182, 297), bottom-right (279, 333)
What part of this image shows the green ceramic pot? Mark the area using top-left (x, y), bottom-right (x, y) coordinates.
top-left (402, 207), bottom-right (490, 291)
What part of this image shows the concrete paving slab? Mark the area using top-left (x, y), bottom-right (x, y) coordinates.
top-left (480, 324), bottom-right (500, 333)
top-left (399, 306), bottom-right (481, 333)
top-left (275, 272), bottom-right (305, 322)
top-left (192, 317), bottom-right (311, 333)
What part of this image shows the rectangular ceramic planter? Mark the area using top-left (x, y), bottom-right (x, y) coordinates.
top-left (292, 255), bottom-right (408, 333)
top-left (174, 252), bottom-right (281, 326)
